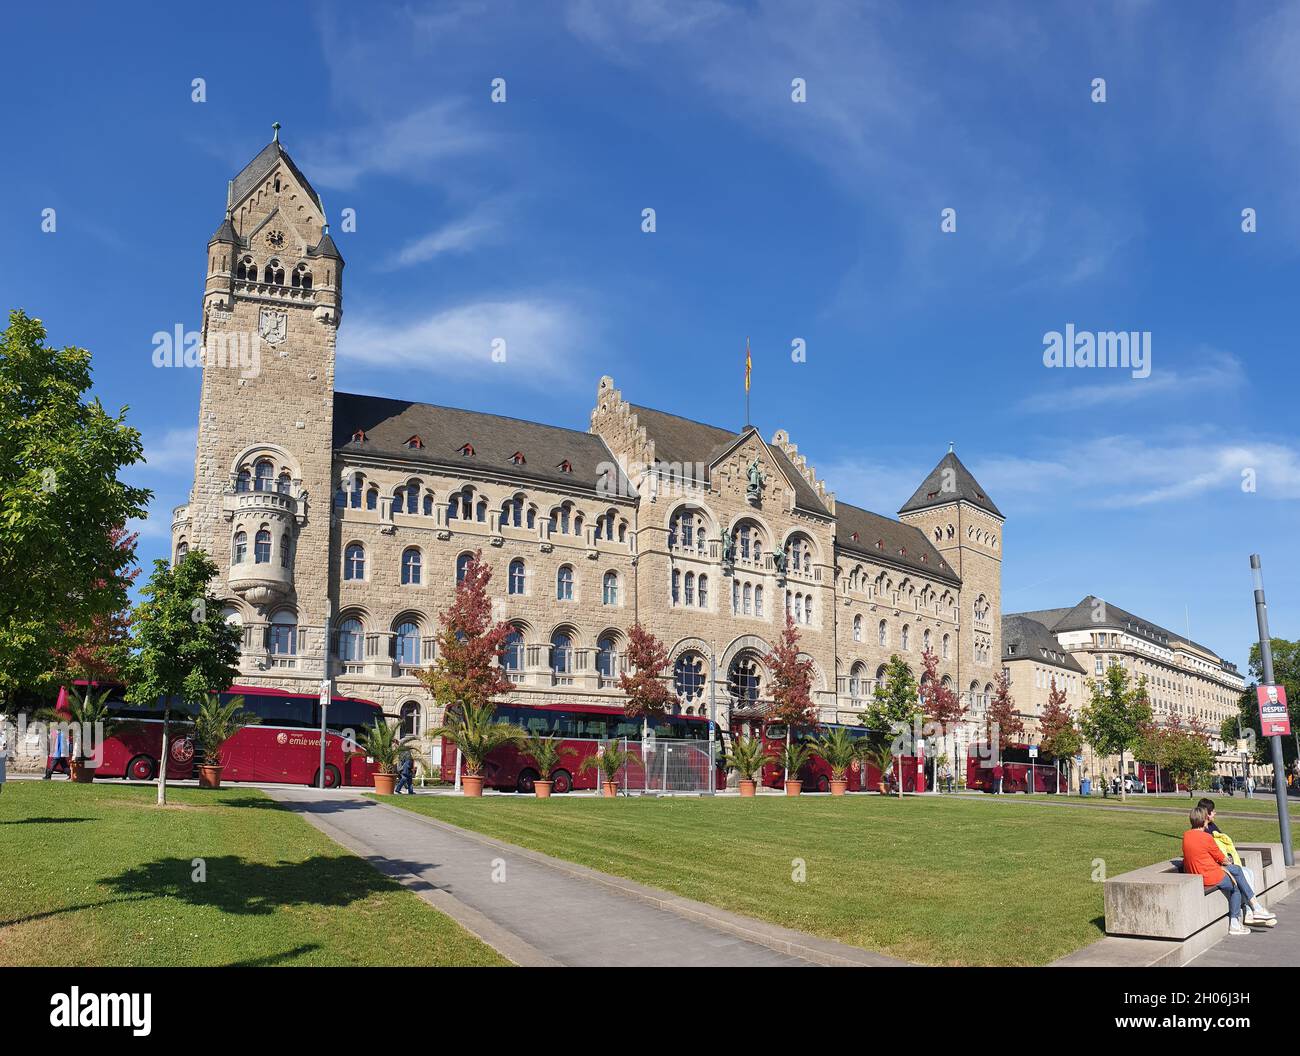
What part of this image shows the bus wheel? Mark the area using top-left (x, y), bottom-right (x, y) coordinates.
top-left (816, 775), bottom-right (830, 793)
top-left (311, 765), bottom-right (341, 789)
top-left (516, 769), bottom-right (539, 794)
top-left (127, 755), bottom-right (156, 781)
top-left (552, 769), bottom-right (572, 794)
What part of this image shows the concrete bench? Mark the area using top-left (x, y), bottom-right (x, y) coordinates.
top-left (1103, 842), bottom-right (1287, 941)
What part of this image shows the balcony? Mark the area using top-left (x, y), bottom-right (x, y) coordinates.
top-left (233, 279), bottom-right (317, 305)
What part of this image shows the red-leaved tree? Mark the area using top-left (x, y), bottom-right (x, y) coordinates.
top-left (985, 669), bottom-right (1023, 764)
top-left (919, 646), bottom-right (964, 786)
top-left (619, 622), bottom-right (673, 719)
top-left (766, 613), bottom-right (817, 740)
top-left (53, 526), bottom-right (139, 685)
top-left (417, 551), bottom-right (513, 714)
top-left (1039, 677), bottom-right (1081, 790)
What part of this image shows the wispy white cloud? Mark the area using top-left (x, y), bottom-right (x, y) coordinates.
top-left (338, 298), bottom-right (589, 384)
top-left (380, 206), bottom-right (502, 270)
top-left (1016, 351), bottom-right (1246, 413)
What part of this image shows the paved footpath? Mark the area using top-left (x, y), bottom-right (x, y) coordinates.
top-left (266, 788), bottom-right (901, 968)
top-left (1188, 884), bottom-right (1300, 968)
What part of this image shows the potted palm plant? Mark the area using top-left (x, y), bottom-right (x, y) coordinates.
top-left (358, 717), bottom-right (423, 795)
top-left (724, 736), bottom-right (770, 797)
top-left (427, 701), bottom-right (524, 797)
top-left (192, 693), bottom-right (257, 788)
top-left (779, 741), bottom-right (813, 796)
top-left (64, 687), bottom-right (114, 783)
top-left (521, 733), bottom-right (574, 798)
top-left (812, 726), bottom-right (860, 795)
top-left (864, 740), bottom-right (897, 795)
top-left (579, 740), bottom-right (635, 797)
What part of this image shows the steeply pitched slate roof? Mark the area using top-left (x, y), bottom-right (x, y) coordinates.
top-left (899, 451), bottom-right (1003, 519)
top-left (626, 405), bottom-right (830, 515)
top-left (833, 502), bottom-right (960, 584)
top-left (1002, 615), bottom-right (1086, 672)
top-left (231, 141), bottom-right (325, 215)
top-left (333, 392), bottom-right (627, 496)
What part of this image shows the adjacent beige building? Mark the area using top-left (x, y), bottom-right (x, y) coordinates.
top-left (172, 134), bottom-right (1006, 758)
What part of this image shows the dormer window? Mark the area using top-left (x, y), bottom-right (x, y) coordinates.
top-left (875, 540), bottom-right (884, 550)
top-left (406, 435), bottom-right (424, 449)
top-left (510, 451), bottom-right (526, 466)
top-left (557, 459), bottom-right (573, 473)
top-left (351, 429), bottom-right (366, 443)
top-left (850, 531), bottom-right (860, 542)
top-left (459, 443), bottom-right (475, 457)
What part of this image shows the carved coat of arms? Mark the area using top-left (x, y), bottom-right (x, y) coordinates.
top-left (258, 308), bottom-right (287, 346)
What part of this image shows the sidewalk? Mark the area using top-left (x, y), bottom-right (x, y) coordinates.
top-left (1188, 885), bottom-right (1300, 968)
top-left (264, 787), bottom-right (901, 968)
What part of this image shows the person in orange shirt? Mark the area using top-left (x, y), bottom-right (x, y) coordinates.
top-left (1183, 804), bottom-right (1256, 936)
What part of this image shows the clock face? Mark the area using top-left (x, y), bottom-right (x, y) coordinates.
top-left (267, 229), bottom-right (285, 248)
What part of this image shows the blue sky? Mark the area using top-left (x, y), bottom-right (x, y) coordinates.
top-left (2, 0), bottom-right (1298, 673)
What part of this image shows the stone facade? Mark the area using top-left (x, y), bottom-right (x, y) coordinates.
top-left (173, 137), bottom-right (1006, 747)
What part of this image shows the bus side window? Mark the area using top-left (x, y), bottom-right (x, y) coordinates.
top-left (575, 715), bottom-right (609, 739)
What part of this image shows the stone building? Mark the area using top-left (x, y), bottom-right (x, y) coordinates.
top-left (1005, 599), bottom-right (1247, 782)
top-left (172, 134), bottom-right (1006, 749)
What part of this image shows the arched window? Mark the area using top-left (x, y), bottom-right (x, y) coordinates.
top-left (367, 487), bottom-right (378, 511)
top-left (394, 621), bottom-right (421, 666)
top-left (850, 662), bottom-right (866, 700)
top-left (456, 553), bottom-right (472, 584)
top-left (698, 574), bottom-right (708, 607)
top-left (684, 572), bottom-right (696, 606)
top-left (556, 565), bottom-right (574, 601)
top-left (853, 615), bottom-right (862, 642)
top-left (399, 701), bottom-right (421, 738)
top-left (236, 467), bottom-right (252, 494)
top-left (344, 543), bottom-right (365, 581)
top-left (175, 540), bottom-right (189, 564)
top-left (293, 264), bottom-right (313, 290)
top-left (277, 471), bottom-right (292, 495)
top-left (672, 569), bottom-right (681, 605)
top-left (743, 583), bottom-right (753, 615)
top-left (727, 652), bottom-right (762, 704)
top-left (785, 533), bottom-right (813, 574)
top-left (804, 595), bottom-right (813, 624)
top-left (597, 635), bottom-right (617, 679)
top-left (279, 533), bottom-right (291, 568)
top-left (509, 559), bottom-right (526, 595)
top-left (669, 507), bottom-right (707, 551)
top-left (901, 625), bottom-right (910, 651)
top-left (501, 495), bottom-right (526, 528)
top-left (754, 585), bottom-right (764, 617)
top-left (675, 652), bottom-right (706, 702)
top-left (254, 529), bottom-right (271, 564)
top-left (403, 483), bottom-right (419, 515)
top-left (401, 548), bottom-right (421, 585)
top-left (502, 627), bottom-right (525, 671)
top-left (878, 620), bottom-right (888, 647)
top-left (348, 477), bottom-right (362, 508)
top-left (269, 610), bottom-right (297, 657)
top-left (476, 498), bottom-right (488, 522)
top-left (923, 628), bottom-right (931, 652)
top-left (232, 531), bottom-right (248, 564)
top-left (254, 460), bottom-right (274, 492)
top-left (603, 571), bottom-right (618, 606)
top-left (551, 630), bottom-right (573, 674)
top-left (237, 256), bottom-right (255, 281)
top-left (422, 492), bottom-right (433, 516)
top-left (337, 617), bottom-right (364, 662)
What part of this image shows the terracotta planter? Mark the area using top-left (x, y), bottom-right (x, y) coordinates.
top-left (461, 774), bottom-right (485, 797)
top-left (373, 773), bottom-right (397, 795)
top-left (70, 761), bottom-right (95, 784)
top-left (534, 780), bottom-right (553, 799)
top-left (198, 764), bottom-right (223, 789)
top-left (784, 780), bottom-right (802, 796)
top-left (830, 779), bottom-right (848, 796)
top-left (738, 779), bottom-right (757, 798)
top-left (602, 781), bottom-right (618, 798)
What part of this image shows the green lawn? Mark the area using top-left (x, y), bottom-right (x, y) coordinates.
top-left (381, 793), bottom-right (1288, 966)
top-left (0, 782), bottom-right (507, 967)
top-left (1042, 792), bottom-right (1299, 816)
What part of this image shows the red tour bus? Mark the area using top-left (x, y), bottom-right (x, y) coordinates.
top-left (966, 743), bottom-right (1062, 793)
top-left (757, 721), bottom-right (927, 792)
top-left (55, 683), bottom-right (385, 788)
top-left (439, 701), bottom-right (723, 792)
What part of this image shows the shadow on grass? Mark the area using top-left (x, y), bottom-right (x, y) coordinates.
top-left (209, 796), bottom-right (288, 812)
top-left (101, 854), bottom-right (407, 915)
top-left (226, 943), bottom-right (323, 966)
top-left (0, 816), bottom-right (94, 825)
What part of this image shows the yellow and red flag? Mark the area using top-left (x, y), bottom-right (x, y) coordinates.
top-left (745, 336), bottom-right (752, 393)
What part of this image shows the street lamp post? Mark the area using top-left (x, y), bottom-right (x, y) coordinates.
top-left (1250, 555), bottom-right (1294, 867)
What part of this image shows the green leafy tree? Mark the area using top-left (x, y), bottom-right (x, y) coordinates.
top-left (0, 310), bottom-right (150, 703)
top-left (861, 655), bottom-right (919, 798)
top-left (1227, 637), bottom-right (1300, 771)
top-left (1080, 664), bottom-right (1152, 803)
top-left (1166, 715), bottom-right (1216, 797)
top-left (126, 551), bottom-right (241, 804)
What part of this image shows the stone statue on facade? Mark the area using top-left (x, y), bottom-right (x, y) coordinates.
top-left (745, 457), bottom-right (765, 505)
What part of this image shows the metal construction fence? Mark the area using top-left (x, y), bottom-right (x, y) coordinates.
top-left (616, 736), bottom-right (716, 795)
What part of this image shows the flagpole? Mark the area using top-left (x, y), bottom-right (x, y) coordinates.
top-left (745, 336), bottom-right (751, 428)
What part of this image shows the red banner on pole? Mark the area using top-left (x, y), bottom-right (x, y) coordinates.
top-left (1257, 684), bottom-right (1291, 737)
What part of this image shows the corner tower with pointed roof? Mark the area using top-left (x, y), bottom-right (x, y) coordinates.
top-left (897, 449), bottom-right (1005, 716)
top-left (175, 126), bottom-right (344, 684)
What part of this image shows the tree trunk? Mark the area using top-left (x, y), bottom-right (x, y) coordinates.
top-left (157, 705), bottom-right (170, 805)
top-left (1119, 748), bottom-right (1126, 802)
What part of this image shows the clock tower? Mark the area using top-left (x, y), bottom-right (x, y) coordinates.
top-left (173, 126), bottom-right (344, 684)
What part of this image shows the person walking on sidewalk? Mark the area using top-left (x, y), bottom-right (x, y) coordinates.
top-left (393, 751), bottom-right (415, 795)
top-left (44, 725), bottom-right (70, 779)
